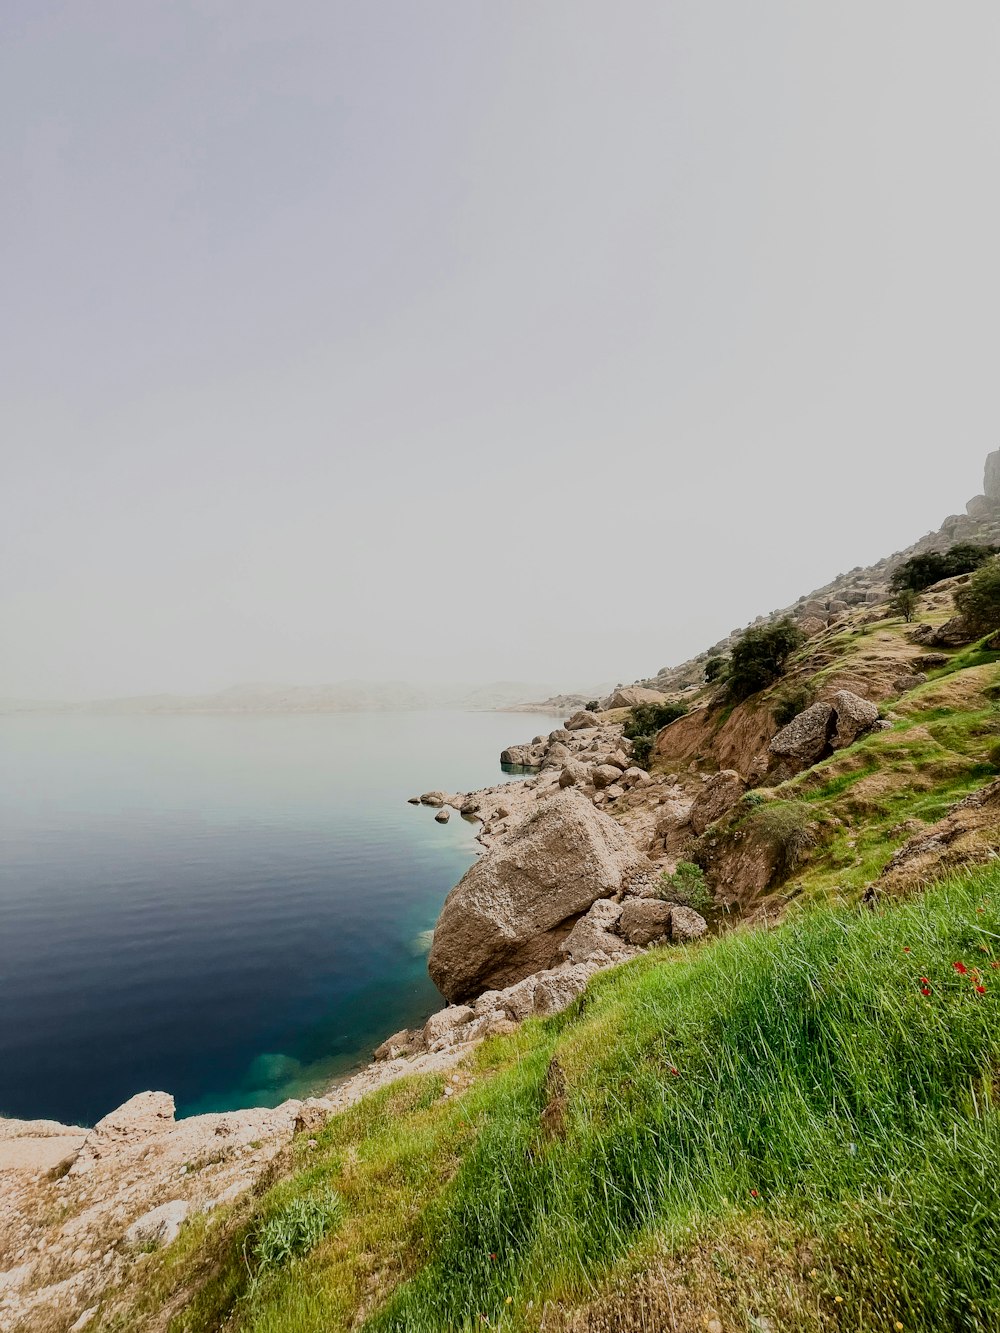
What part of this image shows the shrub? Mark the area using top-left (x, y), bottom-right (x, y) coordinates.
top-left (622, 701), bottom-right (687, 772)
top-left (988, 741), bottom-right (1000, 770)
top-left (891, 587), bottom-right (920, 623)
top-left (744, 802), bottom-right (815, 879)
top-left (954, 558), bottom-right (1000, 634)
top-left (704, 655), bottom-right (729, 684)
top-left (890, 543), bottom-right (996, 594)
top-left (629, 734), bottom-right (655, 769)
top-left (772, 685), bottom-right (813, 727)
top-left (656, 861), bottom-right (711, 911)
top-left (585, 700), bottom-right (600, 713)
top-left (247, 1187), bottom-right (342, 1293)
top-left (726, 619), bottom-right (805, 702)
top-left (622, 701), bottom-right (688, 739)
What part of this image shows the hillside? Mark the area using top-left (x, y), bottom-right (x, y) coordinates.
top-left (10, 459), bottom-right (1000, 1333)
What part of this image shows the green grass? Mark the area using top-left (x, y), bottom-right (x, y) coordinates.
top-left (122, 863), bottom-right (1000, 1333)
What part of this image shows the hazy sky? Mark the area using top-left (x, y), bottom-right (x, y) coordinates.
top-left (3, 2), bottom-right (1000, 699)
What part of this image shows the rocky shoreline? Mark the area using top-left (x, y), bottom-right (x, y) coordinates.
top-left (0, 708), bottom-right (708, 1332)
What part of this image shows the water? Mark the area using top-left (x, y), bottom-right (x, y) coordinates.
top-left (0, 710), bottom-right (562, 1126)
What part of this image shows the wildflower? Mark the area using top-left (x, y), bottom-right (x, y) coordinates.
top-left (920, 976), bottom-right (929, 983)
top-left (669, 1066), bottom-right (679, 1076)
top-left (976, 985), bottom-right (986, 994)
top-left (953, 961), bottom-right (968, 975)
top-left (809, 1269), bottom-right (819, 1279)
top-left (992, 962), bottom-right (999, 969)
top-left (490, 1252), bottom-right (497, 1261)
top-left (902, 946), bottom-right (911, 952)
top-left (505, 1297), bottom-right (513, 1305)
top-left (895, 1324), bottom-right (904, 1331)
top-left (921, 987), bottom-right (931, 996)
top-left (834, 1295), bottom-right (843, 1304)
top-left (750, 1189), bottom-right (759, 1198)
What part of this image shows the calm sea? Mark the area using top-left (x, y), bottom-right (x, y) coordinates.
top-left (0, 710), bottom-right (560, 1126)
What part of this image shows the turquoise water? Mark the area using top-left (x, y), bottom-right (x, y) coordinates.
top-left (0, 711), bottom-right (560, 1126)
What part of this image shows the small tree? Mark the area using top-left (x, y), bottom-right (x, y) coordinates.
top-left (891, 587), bottom-right (919, 623)
top-left (585, 700), bottom-right (600, 713)
top-left (726, 619), bottom-right (805, 702)
top-left (704, 655), bottom-right (729, 684)
top-left (954, 558), bottom-right (1000, 634)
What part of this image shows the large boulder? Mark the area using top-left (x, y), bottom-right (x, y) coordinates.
top-left (670, 905), bottom-right (709, 942)
top-left (768, 701), bottom-right (836, 768)
top-left (830, 690), bottom-right (880, 748)
top-left (591, 764), bottom-right (623, 790)
top-left (689, 770), bottom-right (746, 836)
top-left (558, 760), bottom-right (591, 788)
top-left (565, 710), bottom-right (600, 731)
top-left (428, 789), bottom-right (652, 1001)
top-left (607, 686), bottom-right (668, 709)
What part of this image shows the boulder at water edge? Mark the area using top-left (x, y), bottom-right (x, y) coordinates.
top-left (428, 788), bottom-right (652, 1001)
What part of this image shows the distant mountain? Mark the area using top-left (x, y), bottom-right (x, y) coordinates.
top-left (0, 680), bottom-right (598, 716)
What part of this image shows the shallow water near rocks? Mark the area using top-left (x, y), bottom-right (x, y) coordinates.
top-left (0, 710), bottom-right (561, 1125)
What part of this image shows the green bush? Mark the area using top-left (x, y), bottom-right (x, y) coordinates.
top-left (622, 701), bottom-right (688, 740)
top-left (726, 619), bottom-right (805, 702)
top-left (890, 543), bottom-right (996, 594)
top-left (248, 1187), bottom-right (342, 1293)
top-left (656, 861), bottom-right (711, 911)
top-left (954, 558), bottom-right (1000, 634)
top-left (891, 587), bottom-right (920, 623)
top-left (704, 655), bottom-right (729, 684)
top-left (623, 700), bottom-right (688, 771)
top-left (744, 802), bottom-right (815, 879)
top-left (585, 700), bottom-right (600, 713)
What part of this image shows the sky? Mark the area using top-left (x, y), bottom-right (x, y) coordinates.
top-left (3, 1), bottom-right (1000, 700)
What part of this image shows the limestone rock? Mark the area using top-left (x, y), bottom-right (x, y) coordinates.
top-left (769, 701), bottom-right (836, 768)
top-left (558, 760), bottom-right (591, 788)
top-left (689, 770), bottom-right (746, 836)
top-left (591, 764), bottom-right (623, 789)
top-left (985, 449), bottom-right (1000, 502)
top-left (423, 1005), bottom-right (475, 1047)
top-left (123, 1199), bottom-right (188, 1251)
top-left (830, 690), bottom-right (880, 749)
top-left (559, 899), bottom-right (623, 963)
top-left (616, 898), bottom-right (672, 946)
top-left (798, 616), bottom-right (827, 637)
top-left (373, 1029), bottom-right (420, 1061)
top-left (565, 710), bottom-right (600, 730)
top-left (670, 905), bottom-right (709, 942)
top-left (419, 791), bottom-right (447, 807)
top-left (607, 686), bottom-right (668, 709)
top-left (427, 789), bottom-right (651, 1000)
top-left (967, 494), bottom-right (994, 521)
top-left (434, 807), bottom-right (450, 823)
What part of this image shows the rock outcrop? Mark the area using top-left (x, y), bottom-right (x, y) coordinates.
top-left (428, 789), bottom-right (652, 1001)
top-left (607, 686), bottom-right (668, 709)
top-left (767, 689), bottom-right (879, 779)
top-left (689, 770), bottom-right (746, 835)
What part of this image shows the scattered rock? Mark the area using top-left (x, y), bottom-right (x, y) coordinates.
top-left (768, 701), bottom-right (836, 768)
top-left (689, 770), bottom-right (746, 836)
top-left (123, 1199), bottom-right (189, 1252)
top-left (558, 760), bottom-right (591, 788)
top-left (434, 808), bottom-right (450, 824)
top-left (669, 905), bottom-right (709, 942)
top-left (559, 899), bottom-right (624, 963)
top-left (423, 1005), bottom-right (475, 1047)
top-left (419, 791), bottom-right (447, 807)
top-left (591, 764), bottom-right (623, 790)
top-left (616, 898), bottom-right (673, 946)
top-left (373, 1029), bottom-right (420, 1062)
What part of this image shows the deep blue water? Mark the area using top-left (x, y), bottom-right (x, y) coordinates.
top-left (0, 711), bottom-right (560, 1126)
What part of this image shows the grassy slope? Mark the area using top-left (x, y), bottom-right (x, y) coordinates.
top-left (106, 864), bottom-right (1000, 1333)
top-left (99, 605), bottom-right (1000, 1333)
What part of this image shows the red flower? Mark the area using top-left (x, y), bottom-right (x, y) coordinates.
top-left (489, 1253), bottom-right (497, 1261)
top-left (953, 962), bottom-right (968, 975)
top-left (903, 947), bottom-right (911, 953)
top-left (921, 987), bottom-right (931, 996)
top-left (669, 1067), bottom-right (679, 1077)
top-left (975, 985), bottom-right (986, 995)
top-left (991, 962), bottom-right (999, 970)
top-left (750, 1189), bottom-right (759, 1198)
top-left (920, 976), bottom-right (929, 984)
